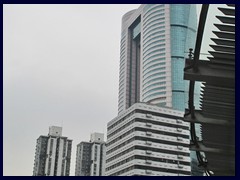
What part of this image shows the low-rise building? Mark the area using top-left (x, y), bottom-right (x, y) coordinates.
top-left (106, 103), bottom-right (191, 176)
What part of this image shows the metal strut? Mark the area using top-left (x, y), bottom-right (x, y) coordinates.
top-left (184, 4), bottom-right (212, 176)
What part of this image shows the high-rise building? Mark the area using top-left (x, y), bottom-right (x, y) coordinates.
top-left (75, 133), bottom-right (106, 176)
top-left (118, 4), bottom-right (200, 114)
top-left (106, 103), bottom-right (191, 176)
top-left (33, 126), bottom-right (72, 176)
top-left (106, 4), bottom-right (202, 176)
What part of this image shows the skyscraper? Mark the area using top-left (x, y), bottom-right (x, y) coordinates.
top-left (75, 133), bottom-right (106, 176)
top-left (33, 126), bottom-right (72, 176)
top-left (106, 4), bottom-right (202, 176)
top-left (118, 4), bottom-right (200, 114)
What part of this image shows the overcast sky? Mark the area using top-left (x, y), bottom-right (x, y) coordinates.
top-left (3, 4), bottom-right (226, 176)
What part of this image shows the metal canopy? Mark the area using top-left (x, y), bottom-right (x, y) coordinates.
top-left (216, 16), bottom-right (235, 24)
top-left (208, 51), bottom-right (235, 59)
top-left (184, 59), bottom-right (234, 87)
top-left (210, 38), bottom-right (235, 47)
top-left (184, 4), bottom-right (235, 176)
top-left (212, 31), bottom-right (235, 39)
top-left (207, 57), bottom-right (235, 66)
top-left (218, 7), bottom-right (235, 16)
top-left (209, 45), bottom-right (235, 53)
top-left (214, 24), bottom-right (235, 32)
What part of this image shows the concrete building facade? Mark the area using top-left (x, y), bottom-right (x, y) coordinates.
top-left (106, 103), bottom-right (191, 176)
top-left (33, 126), bottom-right (72, 176)
top-left (75, 133), bottom-right (106, 176)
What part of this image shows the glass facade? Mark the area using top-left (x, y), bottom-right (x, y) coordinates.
top-left (170, 4), bottom-right (197, 111)
top-left (119, 4), bottom-right (201, 113)
top-left (170, 5), bottom-right (203, 176)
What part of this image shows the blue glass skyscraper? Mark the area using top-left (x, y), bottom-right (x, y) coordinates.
top-left (118, 4), bottom-right (200, 113)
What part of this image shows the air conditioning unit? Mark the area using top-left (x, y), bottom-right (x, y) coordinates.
top-left (177, 146), bottom-right (183, 150)
top-left (146, 132), bottom-right (152, 136)
top-left (146, 141), bottom-right (152, 145)
top-left (146, 150), bottom-right (152, 155)
top-left (146, 123), bottom-right (152, 127)
top-left (146, 114), bottom-right (153, 118)
top-left (177, 137), bottom-right (183, 141)
top-left (177, 155), bottom-right (184, 159)
top-left (178, 164), bottom-right (184, 168)
top-left (176, 119), bottom-right (183, 124)
top-left (146, 160), bottom-right (152, 164)
top-left (177, 128), bottom-right (182, 132)
top-left (145, 170), bottom-right (152, 174)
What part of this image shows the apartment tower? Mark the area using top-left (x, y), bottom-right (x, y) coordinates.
top-left (33, 126), bottom-right (72, 176)
top-left (75, 133), bottom-right (106, 176)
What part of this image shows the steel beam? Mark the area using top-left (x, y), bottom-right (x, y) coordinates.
top-left (216, 16), bottom-right (235, 24)
top-left (218, 7), bottom-right (235, 16)
top-left (211, 38), bottom-right (235, 46)
top-left (189, 141), bottom-right (221, 153)
top-left (184, 59), bottom-right (234, 87)
top-left (184, 110), bottom-right (234, 125)
top-left (212, 31), bottom-right (235, 39)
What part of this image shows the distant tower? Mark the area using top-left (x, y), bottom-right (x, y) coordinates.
top-left (75, 133), bottom-right (106, 176)
top-left (33, 126), bottom-right (72, 176)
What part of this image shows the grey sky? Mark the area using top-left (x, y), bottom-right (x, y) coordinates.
top-left (3, 4), bottom-right (225, 176)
